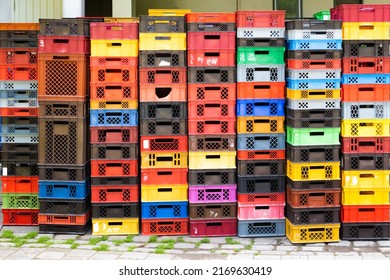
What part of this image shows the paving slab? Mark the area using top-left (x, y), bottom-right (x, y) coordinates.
top-left (35, 249), bottom-right (70, 260)
top-left (186, 251), bottom-right (212, 255)
top-left (253, 238), bottom-right (278, 245)
top-left (198, 243), bottom-right (219, 250)
top-left (289, 251), bottom-right (315, 256)
top-left (174, 243), bottom-right (196, 249)
top-left (258, 250), bottom-right (286, 255)
top-left (89, 251), bottom-right (121, 260)
top-left (117, 252), bottom-right (148, 260)
top-left (275, 245), bottom-right (299, 252)
top-left (378, 247), bottom-right (390, 253)
top-left (53, 234), bottom-right (80, 240)
top-left (215, 250), bottom-right (235, 254)
top-left (108, 236), bottom-right (128, 241)
top-left (226, 254), bottom-right (254, 260)
top-left (77, 245), bottom-right (96, 250)
top-left (254, 255), bottom-right (282, 260)
top-left (165, 249), bottom-right (184, 254)
top-left (132, 236), bottom-right (152, 243)
top-left (0, 242), bottom-right (15, 247)
top-left (301, 246), bottom-right (325, 252)
top-left (377, 241), bottom-right (390, 247)
top-left (308, 255), bottom-right (336, 260)
top-left (65, 249), bottom-right (96, 259)
top-left (21, 244), bottom-right (50, 248)
top-left (361, 252), bottom-right (388, 259)
top-left (173, 254), bottom-right (227, 260)
top-left (209, 237), bottom-right (229, 244)
top-left (146, 253), bottom-right (175, 260)
top-left (47, 244), bottom-right (72, 249)
top-left (133, 248), bottom-right (155, 253)
top-left (327, 240), bottom-right (352, 247)
top-left (220, 244), bottom-right (245, 250)
top-left (252, 245), bottom-right (275, 251)
top-left (281, 255), bottom-right (309, 260)
top-left (353, 241), bottom-right (377, 247)
top-left (36, 234), bottom-right (55, 239)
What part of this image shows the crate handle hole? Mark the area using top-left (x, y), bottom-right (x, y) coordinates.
top-left (255, 206), bottom-right (269, 210)
top-left (308, 228), bottom-right (324, 232)
top-left (254, 85), bottom-right (270, 89)
top-left (156, 156), bottom-right (173, 161)
top-left (53, 39), bottom-right (69, 44)
top-left (206, 222), bottom-right (222, 227)
top-left (157, 171), bottom-right (172, 175)
top-left (106, 69), bottom-right (122, 73)
top-left (109, 42), bottom-right (122, 46)
top-left (108, 222), bottom-right (123, 225)
top-left (358, 87), bottom-right (374, 92)
top-left (254, 102), bottom-right (270, 107)
top-left (204, 35), bottom-right (220, 40)
top-left (254, 136), bottom-right (270, 140)
top-left (254, 119), bottom-right (269, 124)
top-left (254, 67), bottom-right (270, 72)
top-left (155, 88), bottom-right (172, 98)
top-left (205, 52), bottom-right (220, 57)
top-left (309, 132), bottom-right (324, 136)
top-left (205, 104), bottom-right (221, 108)
top-left (254, 152), bottom-right (270, 155)
top-left (157, 205), bottom-right (173, 209)
top-left (205, 189), bottom-right (221, 192)
top-left (308, 193), bottom-right (325, 197)
top-left (155, 36), bottom-right (171, 40)
top-left (106, 85), bottom-right (122, 90)
top-left (359, 141), bottom-right (375, 147)
top-left (358, 208), bottom-right (375, 212)
top-left (205, 155), bottom-right (220, 159)
top-left (359, 174), bottom-right (374, 178)
top-left (252, 222), bottom-right (272, 227)
top-left (107, 189), bottom-right (121, 193)
top-left (359, 191), bottom-right (374, 195)
top-left (158, 188), bottom-right (172, 192)
top-left (204, 86), bottom-right (221, 90)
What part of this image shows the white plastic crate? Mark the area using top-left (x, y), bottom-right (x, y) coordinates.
top-left (237, 28), bottom-right (285, 38)
top-left (286, 98), bottom-right (341, 110)
top-left (342, 102), bottom-right (390, 119)
top-left (287, 69), bottom-right (341, 80)
top-left (237, 65), bottom-right (285, 82)
top-left (286, 29), bottom-right (342, 40)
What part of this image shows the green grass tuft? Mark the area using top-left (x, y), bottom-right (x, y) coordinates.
top-left (12, 237), bottom-right (27, 247)
top-left (1, 230), bottom-right (15, 239)
top-left (70, 243), bottom-right (79, 250)
top-left (148, 235), bottom-right (158, 243)
top-left (127, 246), bottom-right (136, 252)
top-left (124, 235), bottom-right (134, 243)
top-left (160, 238), bottom-right (175, 244)
top-left (23, 232), bottom-right (38, 240)
top-left (154, 248), bottom-right (165, 254)
top-left (88, 236), bottom-right (108, 245)
top-left (63, 239), bottom-right (76, 245)
top-left (37, 236), bottom-right (52, 244)
top-left (225, 237), bottom-right (240, 245)
top-left (176, 237), bottom-right (185, 243)
top-left (244, 244), bottom-right (253, 250)
top-left (156, 243), bottom-right (174, 250)
top-left (94, 244), bottom-right (109, 251)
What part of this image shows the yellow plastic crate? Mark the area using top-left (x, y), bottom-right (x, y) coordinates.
top-left (343, 22), bottom-right (390, 40)
top-left (286, 219), bottom-right (340, 244)
top-left (342, 187), bottom-right (390, 205)
top-left (286, 88), bottom-right (341, 100)
top-left (141, 184), bottom-right (188, 202)
top-left (189, 151), bottom-right (236, 170)
top-left (141, 152), bottom-right (188, 169)
top-left (91, 39), bottom-right (138, 57)
top-left (92, 218), bottom-right (139, 235)
top-left (287, 160), bottom-right (340, 181)
top-left (342, 170), bottom-right (390, 188)
top-left (341, 119), bottom-right (390, 137)
top-left (148, 9), bottom-right (191, 16)
top-left (237, 116), bottom-right (285, 134)
top-left (90, 100), bottom-right (138, 110)
top-left (139, 33), bottom-right (186, 51)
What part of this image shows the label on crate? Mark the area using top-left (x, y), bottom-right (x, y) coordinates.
top-left (2, 167), bottom-right (7, 176)
top-left (143, 139), bottom-right (149, 149)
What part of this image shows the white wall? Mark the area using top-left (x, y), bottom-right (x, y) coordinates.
top-left (113, 0), bottom-right (133, 17)
top-left (0, 0), bottom-right (13, 22)
top-left (11, 0), bottom-right (62, 22)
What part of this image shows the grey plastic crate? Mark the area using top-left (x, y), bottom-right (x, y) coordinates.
top-left (287, 69), bottom-right (341, 80)
top-left (237, 160), bottom-right (285, 176)
top-left (2, 124), bottom-right (38, 135)
top-left (237, 65), bottom-right (285, 82)
top-left (286, 116), bottom-right (341, 128)
top-left (237, 27), bottom-right (285, 38)
top-left (238, 175), bottom-right (286, 194)
top-left (286, 108), bottom-right (341, 119)
top-left (342, 153), bottom-right (390, 170)
top-left (285, 19), bottom-right (341, 30)
top-left (343, 40), bottom-right (390, 57)
top-left (140, 119), bottom-right (187, 136)
top-left (139, 50), bottom-right (186, 67)
top-left (287, 144), bottom-right (340, 162)
top-left (342, 102), bottom-right (390, 119)
top-left (139, 16), bottom-right (186, 33)
top-left (140, 102), bottom-right (187, 119)
top-left (0, 80), bottom-right (38, 91)
top-left (237, 133), bottom-right (285, 150)
top-left (286, 98), bottom-right (341, 110)
top-left (0, 98), bottom-right (38, 108)
top-left (187, 22), bottom-right (235, 32)
top-left (0, 90), bottom-right (38, 99)
top-left (238, 219), bottom-right (285, 237)
top-left (1, 134), bottom-right (38, 144)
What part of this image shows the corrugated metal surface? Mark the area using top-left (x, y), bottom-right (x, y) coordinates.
top-left (13, 0), bottom-right (62, 22)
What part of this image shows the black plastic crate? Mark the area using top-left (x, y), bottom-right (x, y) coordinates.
top-left (341, 223), bottom-right (390, 240)
top-left (39, 197), bottom-right (91, 215)
top-left (140, 102), bottom-right (187, 119)
top-left (139, 16), bottom-right (186, 33)
top-left (187, 22), bottom-right (235, 32)
top-left (189, 169), bottom-right (236, 185)
top-left (139, 50), bottom-right (186, 67)
top-left (237, 160), bottom-right (285, 176)
top-left (287, 178), bottom-right (341, 190)
top-left (188, 67), bottom-right (236, 84)
top-left (92, 203), bottom-right (139, 218)
top-left (237, 38), bottom-right (285, 47)
top-left (285, 19), bottom-right (342, 30)
top-left (39, 222), bottom-right (91, 234)
top-left (343, 40), bottom-right (390, 57)
top-left (3, 162), bottom-right (38, 176)
top-left (140, 119), bottom-right (187, 136)
top-left (238, 175), bottom-right (285, 194)
top-left (39, 18), bottom-right (103, 36)
top-left (287, 50), bottom-right (342, 60)
top-left (90, 144), bottom-right (138, 160)
top-left (287, 144), bottom-right (340, 162)
top-left (1, 150), bottom-right (38, 163)
top-left (286, 108), bottom-right (341, 119)
top-left (286, 116), bottom-right (341, 128)
top-left (91, 176), bottom-right (138, 186)
top-left (38, 163), bottom-right (90, 181)
top-left (286, 204), bottom-right (340, 225)
top-left (342, 153), bottom-right (390, 170)
top-left (189, 135), bottom-right (236, 152)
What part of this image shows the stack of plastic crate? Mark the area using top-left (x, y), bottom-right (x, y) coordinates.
top-left (332, 4), bottom-right (390, 240)
top-left (0, 23), bottom-right (39, 226)
top-left (187, 13), bottom-right (237, 237)
top-left (37, 19), bottom-right (99, 234)
top-left (139, 10), bottom-right (189, 236)
top-left (285, 19), bottom-right (342, 243)
top-left (235, 10), bottom-right (286, 238)
top-left (89, 19), bottom-right (139, 235)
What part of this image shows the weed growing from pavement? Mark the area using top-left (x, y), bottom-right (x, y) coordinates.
top-left (70, 243), bottom-right (80, 249)
top-left (176, 237), bottom-right (185, 243)
top-left (157, 243), bottom-right (174, 250)
top-left (160, 238), bottom-right (176, 244)
top-left (12, 236), bottom-right (27, 247)
top-left (127, 246), bottom-right (136, 252)
top-left (36, 236), bottom-right (53, 245)
top-left (1, 230), bottom-right (15, 239)
top-left (226, 237), bottom-right (240, 245)
top-left (63, 239), bottom-right (76, 245)
top-left (88, 236), bottom-right (108, 245)
top-left (148, 235), bottom-right (158, 243)
top-left (94, 244), bottom-right (109, 251)
top-left (244, 244), bottom-right (253, 250)
top-left (154, 248), bottom-right (165, 254)
top-left (23, 232), bottom-right (38, 239)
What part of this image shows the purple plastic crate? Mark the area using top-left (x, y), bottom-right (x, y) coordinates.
top-left (189, 185), bottom-right (237, 203)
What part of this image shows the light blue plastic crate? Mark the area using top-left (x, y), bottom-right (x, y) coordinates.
top-left (342, 74), bottom-right (390, 85)
top-left (0, 90), bottom-right (38, 99)
top-left (90, 109), bottom-right (138, 127)
top-left (237, 133), bottom-right (285, 150)
top-left (286, 78), bottom-right (341, 90)
top-left (238, 219), bottom-right (285, 237)
top-left (38, 179), bottom-right (90, 199)
top-left (141, 201), bottom-right (188, 219)
top-left (0, 80), bottom-right (38, 91)
top-left (2, 124), bottom-right (38, 135)
top-left (236, 99), bottom-right (285, 117)
top-left (286, 40), bottom-right (342, 50)
top-left (342, 102), bottom-right (390, 119)
top-left (0, 98), bottom-right (38, 108)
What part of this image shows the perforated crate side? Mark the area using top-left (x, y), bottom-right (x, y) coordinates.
top-left (286, 186), bottom-right (341, 208)
top-left (141, 184), bottom-right (188, 202)
top-left (39, 196), bottom-right (91, 215)
top-left (189, 218), bottom-right (237, 237)
top-left (238, 219), bottom-right (285, 237)
top-left (92, 218), bottom-right (139, 235)
top-left (286, 205), bottom-right (340, 224)
top-left (286, 219), bottom-right (340, 243)
top-left (92, 203), bottom-right (139, 218)
top-left (341, 137), bottom-right (390, 154)
top-left (188, 185), bottom-right (237, 203)
top-left (188, 135), bottom-right (236, 152)
top-left (237, 133), bottom-right (285, 151)
top-left (139, 16), bottom-right (186, 33)
top-left (237, 175), bottom-right (286, 194)
top-left (39, 223), bottom-right (91, 234)
top-left (286, 144), bottom-right (340, 162)
top-left (237, 65), bottom-right (285, 83)
top-left (342, 153), bottom-right (390, 171)
top-left (142, 218), bottom-right (189, 236)
top-left (141, 202), bottom-right (188, 219)
top-left (38, 180), bottom-right (90, 199)
top-left (91, 185), bottom-right (138, 203)
top-left (189, 169), bottom-right (236, 186)
top-left (38, 163), bottom-right (90, 181)
top-left (140, 50), bottom-right (186, 67)
top-left (140, 119), bottom-right (187, 136)
top-left (340, 223), bottom-right (390, 240)
top-left (190, 203), bottom-right (237, 219)
top-left (140, 102), bottom-right (187, 119)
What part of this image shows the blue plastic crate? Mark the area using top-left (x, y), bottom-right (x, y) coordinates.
top-left (238, 219), bottom-right (285, 237)
top-left (141, 201), bottom-right (188, 219)
top-left (90, 109), bottom-right (138, 127)
top-left (38, 179), bottom-right (90, 199)
top-left (2, 124), bottom-right (38, 135)
top-left (342, 74), bottom-right (390, 85)
top-left (237, 133), bottom-right (286, 150)
top-left (0, 90), bottom-right (38, 99)
top-left (286, 78), bottom-right (341, 90)
top-left (286, 40), bottom-right (342, 50)
top-left (236, 99), bottom-right (285, 117)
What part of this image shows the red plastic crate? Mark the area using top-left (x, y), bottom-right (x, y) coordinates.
top-left (190, 218), bottom-right (237, 237)
top-left (142, 218), bottom-right (189, 235)
top-left (238, 192), bottom-right (285, 204)
top-left (140, 84), bottom-right (187, 102)
top-left (90, 65), bottom-right (137, 83)
top-left (187, 49), bottom-right (235, 67)
top-left (0, 48), bottom-right (38, 65)
top-left (0, 65), bottom-right (37, 80)
top-left (90, 126), bottom-right (138, 144)
top-left (237, 203), bottom-right (285, 220)
top-left (91, 160), bottom-right (138, 177)
top-left (90, 56), bottom-right (137, 67)
top-left (38, 211), bottom-right (90, 225)
top-left (0, 107), bottom-right (38, 117)
top-left (140, 136), bottom-right (188, 152)
top-left (186, 12), bottom-right (236, 23)
top-left (342, 137), bottom-right (390, 154)
top-left (188, 100), bottom-right (236, 118)
top-left (2, 209), bottom-right (38, 225)
top-left (236, 10), bottom-right (285, 28)
top-left (187, 32), bottom-right (236, 50)
top-left (90, 22), bottom-right (138, 40)
top-left (342, 84), bottom-right (390, 102)
top-left (38, 35), bottom-right (90, 54)
top-left (343, 57), bottom-right (390, 74)
top-left (237, 150), bottom-right (285, 161)
top-left (90, 82), bottom-right (138, 100)
top-left (237, 82), bottom-right (285, 99)
top-left (287, 59), bottom-right (342, 70)
top-left (341, 205), bottom-right (390, 223)
top-left (139, 67), bottom-right (186, 85)
top-left (141, 168), bottom-right (188, 185)
top-left (1, 176), bottom-right (38, 193)
top-left (91, 185), bottom-right (138, 203)
top-left (331, 4), bottom-right (390, 22)
top-left (188, 83), bottom-right (236, 102)
top-left (188, 118), bottom-right (236, 135)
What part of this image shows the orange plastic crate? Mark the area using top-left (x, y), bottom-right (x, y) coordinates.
top-left (342, 205), bottom-right (390, 223)
top-left (90, 65), bottom-right (137, 83)
top-left (2, 209), bottom-right (38, 225)
top-left (236, 10), bottom-right (285, 28)
top-left (142, 218), bottom-right (189, 235)
top-left (287, 59), bottom-right (341, 70)
top-left (91, 160), bottom-right (138, 177)
top-left (0, 23), bottom-right (39, 31)
top-left (0, 48), bottom-right (38, 65)
top-left (90, 82), bottom-right (138, 100)
top-left (141, 168), bottom-right (188, 185)
top-left (188, 83), bottom-right (236, 101)
top-left (237, 82), bottom-right (285, 99)
top-left (0, 107), bottom-right (38, 117)
top-left (188, 100), bottom-right (236, 118)
top-left (140, 135), bottom-right (188, 152)
top-left (188, 118), bottom-right (236, 135)
top-left (186, 12), bottom-right (236, 23)
top-left (90, 56), bottom-right (137, 67)
top-left (90, 126), bottom-right (138, 144)
top-left (90, 22), bottom-right (138, 40)
top-left (342, 84), bottom-right (390, 102)
top-left (91, 185), bottom-right (139, 203)
top-left (237, 150), bottom-right (285, 160)
top-left (1, 176), bottom-right (38, 193)
top-left (38, 35), bottom-right (90, 54)
top-left (139, 67), bottom-right (186, 85)
top-left (0, 65), bottom-right (37, 80)
top-left (342, 57), bottom-right (390, 74)
top-left (38, 211), bottom-right (91, 225)
top-left (342, 137), bottom-right (390, 154)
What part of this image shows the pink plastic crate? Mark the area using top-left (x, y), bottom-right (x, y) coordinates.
top-left (237, 203), bottom-right (285, 220)
top-left (189, 185), bottom-right (237, 203)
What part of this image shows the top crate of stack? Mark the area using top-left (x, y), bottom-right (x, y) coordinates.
top-left (90, 22), bottom-right (138, 40)
top-left (139, 16), bottom-right (186, 33)
top-left (39, 18), bottom-right (103, 37)
top-left (236, 11), bottom-right (285, 28)
top-left (331, 4), bottom-right (390, 22)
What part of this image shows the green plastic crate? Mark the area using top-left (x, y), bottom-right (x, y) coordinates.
top-left (2, 193), bottom-right (39, 209)
top-left (286, 126), bottom-right (340, 146)
top-left (237, 47), bottom-right (285, 65)
top-left (313, 11), bottom-right (330, 20)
